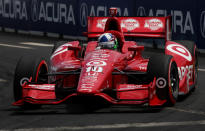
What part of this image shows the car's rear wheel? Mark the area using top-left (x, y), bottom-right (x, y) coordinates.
top-left (172, 40), bottom-right (198, 90)
top-left (13, 55), bottom-right (48, 109)
top-left (168, 61), bottom-right (179, 105)
top-left (147, 54), bottom-right (179, 106)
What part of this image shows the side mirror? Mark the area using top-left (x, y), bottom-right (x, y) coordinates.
top-left (127, 46), bottom-right (144, 60)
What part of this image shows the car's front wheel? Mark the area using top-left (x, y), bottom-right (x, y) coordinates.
top-left (13, 55), bottom-right (48, 109)
top-left (147, 54), bottom-right (179, 106)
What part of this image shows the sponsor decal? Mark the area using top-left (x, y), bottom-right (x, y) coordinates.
top-left (144, 19), bottom-right (163, 31)
top-left (118, 85), bottom-right (146, 91)
top-left (86, 60), bottom-right (106, 76)
top-left (0, 0), bottom-right (28, 20)
top-left (80, 2), bottom-right (88, 27)
top-left (121, 19), bottom-right (139, 31)
top-left (31, 0), bottom-right (38, 22)
top-left (86, 66), bottom-right (103, 73)
top-left (64, 65), bottom-right (79, 69)
top-left (29, 84), bottom-right (55, 90)
top-left (178, 65), bottom-right (193, 81)
top-left (137, 6), bottom-right (194, 34)
top-left (31, 0), bottom-right (75, 24)
top-left (139, 66), bottom-right (147, 70)
top-left (0, 0), bottom-right (79, 25)
top-left (81, 83), bottom-right (94, 89)
top-left (79, 88), bottom-right (92, 92)
top-left (86, 60), bottom-right (107, 66)
top-left (92, 53), bottom-right (110, 58)
top-left (137, 6), bottom-right (146, 16)
top-left (80, 60), bottom-right (107, 89)
top-left (20, 77), bottom-right (30, 86)
top-left (61, 60), bottom-right (80, 65)
top-left (166, 44), bottom-right (192, 61)
top-left (156, 77), bottom-right (167, 88)
top-left (81, 76), bottom-right (97, 83)
top-left (97, 18), bottom-right (108, 29)
top-left (80, 75), bottom-right (97, 88)
top-left (138, 63), bottom-right (147, 70)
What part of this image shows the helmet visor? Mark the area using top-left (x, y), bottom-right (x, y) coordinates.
top-left (98, 41), bottom-right (115, 49)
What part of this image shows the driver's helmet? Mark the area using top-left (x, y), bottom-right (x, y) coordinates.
top-left (97, 33), bottom-right (118, 50)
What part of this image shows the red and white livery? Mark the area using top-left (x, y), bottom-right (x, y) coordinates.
top-left (13, 8), bottom-right (198, 110)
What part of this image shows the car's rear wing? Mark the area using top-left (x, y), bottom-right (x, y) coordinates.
top-left (86, 16), bottom-right (172, 41)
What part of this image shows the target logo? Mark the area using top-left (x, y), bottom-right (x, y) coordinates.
top-left (166, 44), bottom-right (192, 61)
top-left (86, 60), bottom-right (107, 66)
top-left (156, 77), bottom-right (167, 88)
top-left (20, 77), bottom-right (30, 86)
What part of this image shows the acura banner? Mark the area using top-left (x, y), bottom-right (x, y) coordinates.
top-left (0, 0), bottom-right (205, 49)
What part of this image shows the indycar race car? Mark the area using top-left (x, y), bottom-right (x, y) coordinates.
top-left (13, 8), bottom-right (198, 110)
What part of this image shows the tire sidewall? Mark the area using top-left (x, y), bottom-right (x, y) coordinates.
top-left (167, 59), bottom-right (179, 104)
top-left (147, 54), bottom-right (179, 105)
top-left (13, 55), bottom-right (48, 101)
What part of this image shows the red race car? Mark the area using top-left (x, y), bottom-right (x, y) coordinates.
top-left (13, 8), bottom-right (198, 110)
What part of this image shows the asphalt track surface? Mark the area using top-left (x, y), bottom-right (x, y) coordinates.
top-left (0, 32), bottom-right (205, 131)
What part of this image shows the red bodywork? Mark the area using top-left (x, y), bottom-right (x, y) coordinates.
top-left (13, 9), bottom-right (196, 107)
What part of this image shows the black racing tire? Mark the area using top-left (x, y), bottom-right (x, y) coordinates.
top-left (147, 54), bottom-right (179, 106)
top-left (13, 55), bottom-right (48, 109)
top-left (51, 41), bottom-right (68, 54)
top-left (172, 40), bottom-right (198, 90)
